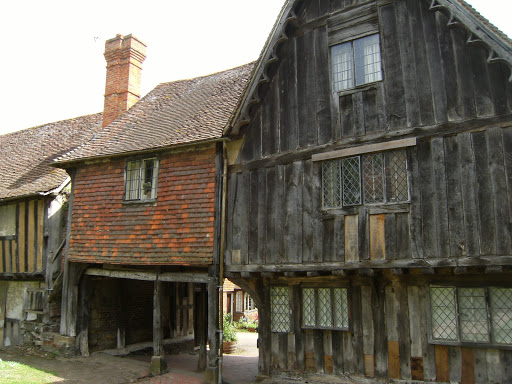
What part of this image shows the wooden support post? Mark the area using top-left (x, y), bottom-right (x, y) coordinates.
top-left (151, 278), bottom-right (167, 375)
top-left (117, 280), bottom-right (126, 349)
top-left (77, 275), bottom-right (90, 356)
top-left (198, 284), bottom-right (207, 372)
top-left (204, 277), bottom-right (219, 383)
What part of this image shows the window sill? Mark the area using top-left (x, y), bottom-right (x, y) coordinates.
top-left (334, 82), bottom-right (381, 97)
top-left (428, 339), bottom-right (512, 351)
top-left (322, 202), bottom-right (411, 218)
top-left (302, 326), bottom-right (349, 332)
top-left (122, 198), bottom-right (157, 206)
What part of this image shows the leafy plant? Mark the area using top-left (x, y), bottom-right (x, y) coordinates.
top-left (223, 314), bottom-right (238, 342)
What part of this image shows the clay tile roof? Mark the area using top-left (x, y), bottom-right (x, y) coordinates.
top-left (456, 0), bottom-right (512, 46)
top-left (0, 113), bottom-right (103, 201)
top-left (55, 62), bottom-right (255, 164)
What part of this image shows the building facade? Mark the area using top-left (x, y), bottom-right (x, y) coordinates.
top-left (223, 0), bottom-right (512, 382)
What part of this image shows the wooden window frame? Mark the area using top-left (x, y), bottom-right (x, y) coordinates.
top-left (123, 157), bottom-right (159, 203)
top-left (331, 33), bottom-right (383, 93)
top-left (301, 286), bottom-right (350, 331)
top-left (320, 148), bottom-right (411, 210)
top-left (427, 285), bottom-right (512, 349)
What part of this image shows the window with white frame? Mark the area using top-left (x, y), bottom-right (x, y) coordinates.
top-left (302, 287), bottom-right (349, 330)
top-left (124, 158), bottom-right (158, 201)
top-left (236, 291), bottom-right (243, 312)
top-left (245, 293), bottom-right (256, 311)
top-left (331, 34), bottom-right (382, 92)
top-left (270, 286), bottom-right (291, 333)
top-left (430, 286), bottom-right (512, 345)
top-left (322, 149), bottom-right (409, 209)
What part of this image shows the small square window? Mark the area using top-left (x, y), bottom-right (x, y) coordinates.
top-left (332, 34), bottom-right (382, 92)
top-left (124, 158), bottom-right (158, 201)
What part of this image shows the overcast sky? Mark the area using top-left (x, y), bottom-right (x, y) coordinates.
top-left (0, 0), bottom-right (510, 135)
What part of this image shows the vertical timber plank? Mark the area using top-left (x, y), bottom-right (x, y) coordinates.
top-left (369, 214), bottom-right (385, 260)
top-left (435, 345), bottom-right (450, 383)
top-left (472, 130), bottom-right (496, 256)
top-left (345, 215), bottom-right (358, 262)
top-left (461, 347), bottom-right (475, 384)
top-left (37, 200), bottom-right (44, 271)
top-left (449, 347), bottom-right (462, 383)
top-left (18, 202), bottom-right (25, 273)
top-left (487, 127), bottom-right (512, 255)
top-left (27, 201), bottom-right (35, 272)
top-left (459, 133), bottom-right (480, 257)
top-left (361, 285), bottom-right (375, 377)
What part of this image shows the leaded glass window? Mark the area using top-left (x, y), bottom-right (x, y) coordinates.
top-left (342, 157), bottom-right (362, 206)
top-left (430, 286), bottom-right (458, 341)
top-left (430, 286), bottom-right (512, 346)
top-left (124, 158), bottom-right (158, 201)
top-left (302, 287), bottom-right (349, 330)
top-left (332, 34), bottom-right (382, 92)
top-left (322, 149), bottom-right (409, 209)
top-left (271, 286), bottom-right (290, 333)
top-left (458, 288), bottom-right (489, 342)
top-left (322, 160), bottom-right (342, 209)
top-left (490, 288), bottom-right (512, 344)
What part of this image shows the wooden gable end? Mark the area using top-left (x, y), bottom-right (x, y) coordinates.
top-left (235, 0), bottom-right (512, 164)
top-left (225, 0), bottom-right (512, 270)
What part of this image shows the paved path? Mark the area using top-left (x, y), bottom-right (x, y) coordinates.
top-left (0, 333), bottom-right (371, 384)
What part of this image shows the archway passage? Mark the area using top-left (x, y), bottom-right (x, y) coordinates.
top-left (78, 275), bottom-right (209, 374)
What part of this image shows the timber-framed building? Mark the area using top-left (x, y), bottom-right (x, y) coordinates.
top-left (53, 34), bottom-right (253, 378)
top-left (223, 0), bottom-right (512, 382)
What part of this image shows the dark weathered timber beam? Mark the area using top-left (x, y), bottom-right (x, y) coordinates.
top-left (230, 113), bottom-right (512, 173)
top-left (84, 268), bottom-right (210, 283)
top-left (225, 256), bottom-right (512, 273)
top-left (485, 266), bottom-right (503, 274)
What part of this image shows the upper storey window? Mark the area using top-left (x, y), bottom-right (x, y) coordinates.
top-left (322, 149), bottom-right (409, 209)
top-left (332, 34), bottom-right (382, 92)
top-left (124, 158), bottom-right (158, 201)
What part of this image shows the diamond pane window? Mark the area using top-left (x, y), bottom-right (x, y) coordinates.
top-left (302, 288), bottom-right (316, 327)
top-left (430, 286), bottom-right (512, 346)
top-left (490, 288), bottom-right (512, 344)
top-left (363, 153), bottom-right (385, 203)
top-left (271, 286), bottom-right (290, 333)
top-left (385, 150), bottom-right (409, 202)
top-left (334, 288), bottom-right (349, 329)
top-left (322, 149), bottom-right (409, 209)
top-left (332, 34), bottom-right (382, 92)
top-left (302, 287), bottom-right (349, 330)
top-left (430, 286), bottom-right (458, 341)
top-left (124, 158), bottom-right (158, 201)
top-left (342, 156), bottom-right (362, 206)
top-left (318, 289), bottom-right (332, 328)
top-left (322, 160), bottom-right (342, 208)
top-left (458, 288), bottom-right (490, 342)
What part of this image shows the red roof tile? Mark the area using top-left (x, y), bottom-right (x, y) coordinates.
top-left (0, 114), bottom-right (103, 201)
top-left (56, 63), bottom-right (255, 164)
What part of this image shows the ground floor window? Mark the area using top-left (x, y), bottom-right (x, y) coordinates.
top-left (236, 291), bottom-right (243, 312)
top-left (430, 286), bottom-right (512, 345)
top-left (245, 293), bottom-right (256, 311)
top-left (302, 287), bottom-right (349, 330)
top-left (270, 286), bottom-right (290, 333)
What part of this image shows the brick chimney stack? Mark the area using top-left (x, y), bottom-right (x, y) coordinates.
top-left (102, 34), bottom-right (146, 128)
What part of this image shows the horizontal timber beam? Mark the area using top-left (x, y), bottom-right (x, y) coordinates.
top-left (84, 268), bottom-right (211, 283)
top-left (225, 256), bottom-right (512, 273)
